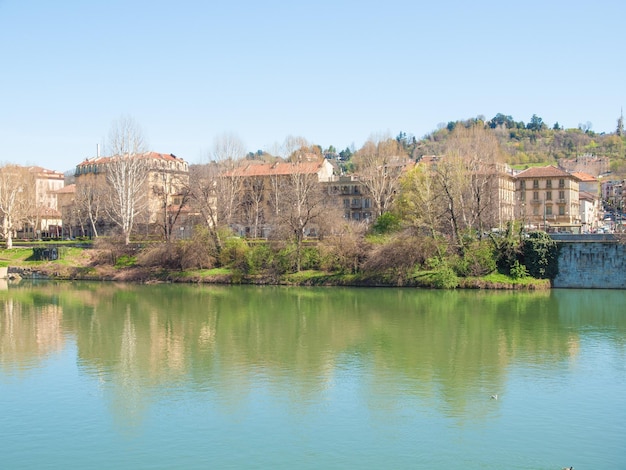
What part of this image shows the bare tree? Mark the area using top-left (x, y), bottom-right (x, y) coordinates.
top-left (189, 162), bottom-right (222, 252)
top-left (75, 176), bottom-right (107, 238)
top-left (0, 164), bottom-right (33, 248)
top-left (104, 116), bottom-right (149, 245)
top-left (275, 159), bottom-right (328, 272)
top-left (353, 136), bottom-right (408, 218)
top-left (211, 132), bottom-right (246, 227)
top-left (152, 165), bottom-right (190, 243)
top-left (241, 176), bottom-right (266, 238)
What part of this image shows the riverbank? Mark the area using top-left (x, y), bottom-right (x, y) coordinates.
top-left (2, 246), bottom-right (550, 290)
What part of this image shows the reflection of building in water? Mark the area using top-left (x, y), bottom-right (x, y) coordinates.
top-left (0, 299), bottom-right (64, 370)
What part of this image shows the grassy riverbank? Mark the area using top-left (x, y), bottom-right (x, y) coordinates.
top-left (0, 245), bottom-right (550, 289)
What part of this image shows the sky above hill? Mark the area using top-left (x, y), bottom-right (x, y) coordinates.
top-left (1, 0), bottom-right (625, 173)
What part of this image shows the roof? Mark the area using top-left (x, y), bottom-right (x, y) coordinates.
top-left (77, 152), bottom-right (185, 167)
top-left (570, 171), bottom-right (598, 182)
top-left (515, 165), bottom-right (573, 179)
top-left (225, 160), bottom-right (328, 177)
top-left (55, 183), bottom-right (76, 194)
top-left (27, 166), bottom-right (65, 178)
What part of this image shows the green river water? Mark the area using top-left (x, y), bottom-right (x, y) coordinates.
top-left (1, 282), bottom-right (624, 469)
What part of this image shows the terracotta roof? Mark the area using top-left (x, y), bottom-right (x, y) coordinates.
top-left (570, 171), bottom-right (598, 182)
top-left (27, 166), bottom-right (64, 177)
top-left (55, 184), bottom-right (75, 194)
top-left (225, 160), bottom-right (326, 177)
top-left (515, 165), bottom-right (572, 179)
top-left (77, 152), bottom-right (184, 167)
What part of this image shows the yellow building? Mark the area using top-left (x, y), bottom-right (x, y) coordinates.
top-left (516, 165), bottom-right (581, 232)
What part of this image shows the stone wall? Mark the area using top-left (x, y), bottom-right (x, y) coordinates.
top-left (553, 240), bottom-right (626, 288)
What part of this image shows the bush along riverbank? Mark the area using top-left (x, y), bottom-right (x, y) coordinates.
top-left (1, 231), bottom-right (555, 290)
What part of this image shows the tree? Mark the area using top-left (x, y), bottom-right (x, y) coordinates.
top-left (75, 176), bottom-right (107, 238)
top-left (188, 162), bottom-right (223, 252)
top-left (273, 146), bottom-right (328, 272)
top-left (211, 132), bottom-right (247, 227)
top-left (104, 116), bottom-right (149, 245)
top-left (152, 164), bottom-right (190, 243)
top-left (527, 114), bottom-right (546, 131)
top-left (240, 176), bottom-right (266, 238)
top-left (0, 165), bottom-right (33, 248)
top-left (352, 136), bottom-right (408, 218)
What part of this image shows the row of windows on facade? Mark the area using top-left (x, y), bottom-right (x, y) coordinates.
top-left (520, 191), bottom-right (568, 201)
top-left (525, 205), bottom-right (569, 216)
top-left (342, 198), bottom-right (372, 209)
top-left (520, 179), bottom-right (566, 189)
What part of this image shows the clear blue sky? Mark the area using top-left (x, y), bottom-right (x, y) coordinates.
top-left (1, 0), bottom-right (625, 173)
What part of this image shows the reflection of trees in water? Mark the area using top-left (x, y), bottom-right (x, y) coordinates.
top-left (3, 284), bottom-right (626, 426)
top-left (0, 297), bottom-right (64, 373)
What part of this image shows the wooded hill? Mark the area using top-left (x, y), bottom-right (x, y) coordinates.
top-left (401, 113), bottom-right (626, 176)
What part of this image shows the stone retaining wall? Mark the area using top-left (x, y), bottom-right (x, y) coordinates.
top-left (553, 241), bottom-right (626, 289)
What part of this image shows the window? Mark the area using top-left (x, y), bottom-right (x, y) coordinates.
top-left (520, 191), bottom-right (526, 201)
top-left (520, 180), bottom-right (526, 190)
top-left (559, 206), bottom-right (565, 216)
top-left (546, 191), bottom-right (552, 200)
top-left (343, 199), bottom-right (350, 208)
top-left (364, 198), bottom-right (371, 208)
top-left (533, 191), bottom-right (539, 200)
top-left (546, 205), bottom-right (553, 215)
top-left (533, 180), bottom-right (539, 189)
top-left (559, 179), bottom-right (565, 188)
top-left (546, 180), bottom-right (552, 188)
top-left (559, 190), bottom-right (565, 200)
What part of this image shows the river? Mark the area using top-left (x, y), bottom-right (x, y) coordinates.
top-left (1, 282), bottom-right (624, 469)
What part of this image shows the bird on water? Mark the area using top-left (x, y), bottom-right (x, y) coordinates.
top-left (490, 394), bottom-right (498, 400)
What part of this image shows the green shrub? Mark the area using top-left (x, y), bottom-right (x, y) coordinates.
top-left (427, 257), bottom-right (459, 288)
top-left (522, 231), bottom-right (559, 279)
top-left (300, 246), bottom-right (321, 270)
top-left (219, 237), bottom-right (250, 271)
top-left (455, 241), bottom-right (496, 276)
top-left (509, 260), bottom-right (529, 279)
top-left (371, 212), bottom-right (400, 234)
top-left (246, 244), bottom-right (274, 274)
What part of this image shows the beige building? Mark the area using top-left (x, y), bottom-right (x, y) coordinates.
top-left (18, 166), bottom-right (65, 238)
top-left (74, 152), bottom-right (189, 237)
top-left (324, 175), bottom-right (373, 223)
top-left (224, 158), bottom-right (335, 237)
top-left (516, 165), bottom-right (581, 232)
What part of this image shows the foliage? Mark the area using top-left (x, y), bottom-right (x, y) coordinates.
top-left (425, 257), bottom-right (459, 289)
top-left (246, 243), bottom-right (274, 274)
top-left (114, 254), bottom-right (137, 268)
top-left (219, 236), bottom-right (250, 271)
top-left (522, 231), bottom-right (559, 279)
top-left (488, 222), bottom-right (524, 275)
top-left (371, 212), bottom-right (401, 234)
top-left (509, 260), bottom-right (529, 279)
top-left (453, 241), bottom-right (497, 277)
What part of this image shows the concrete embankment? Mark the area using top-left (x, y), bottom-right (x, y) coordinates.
top-left (552, 234), bottom-right (626, 289)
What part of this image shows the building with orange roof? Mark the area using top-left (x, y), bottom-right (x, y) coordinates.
top-left (516, 165), bottom-right (581, 232)
top-left (73, 152), bottom-right (189, 238)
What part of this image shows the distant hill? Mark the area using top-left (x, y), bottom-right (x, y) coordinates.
top-left (404, 114), bottom-right (626, 177)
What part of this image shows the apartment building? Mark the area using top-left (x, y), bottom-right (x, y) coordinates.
top-left (73, 152), bottom-right (189, 237)
top-left (516, 165), bottom-right (581, 232)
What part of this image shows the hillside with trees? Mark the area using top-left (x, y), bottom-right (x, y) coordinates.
top-left (392, 112), bottom-right (626, 176)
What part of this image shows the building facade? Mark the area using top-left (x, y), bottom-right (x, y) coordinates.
top-left (516, 165), bottom-right (581, 232)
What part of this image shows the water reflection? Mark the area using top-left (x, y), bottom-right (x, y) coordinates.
top-left (1, 283), bottom-right (625, 428)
